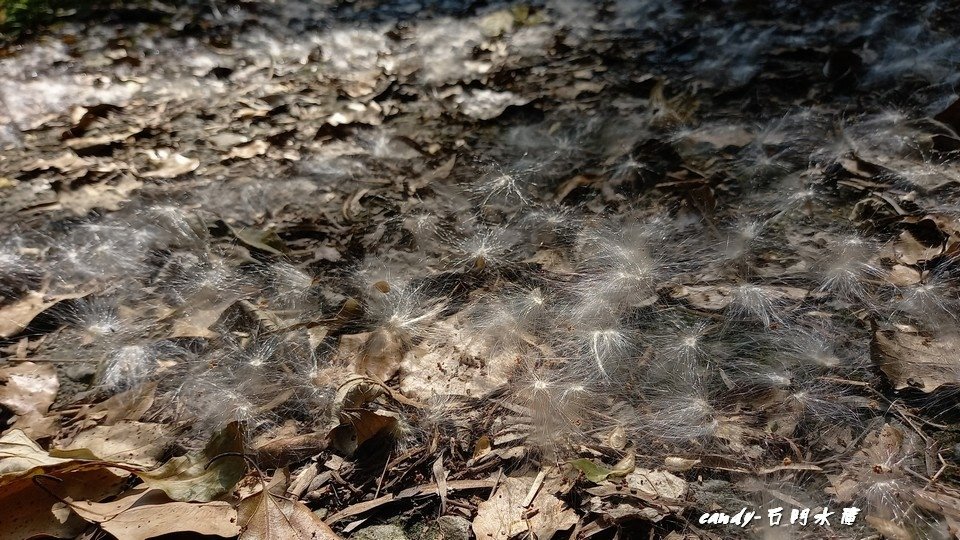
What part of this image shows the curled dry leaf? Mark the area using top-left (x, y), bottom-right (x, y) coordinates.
top-left (136, 421), bottom-right (246, 502)
top-left (328, 377), bottom-right (402, 455)
top-left (227, 139), bottom-right (270, 160)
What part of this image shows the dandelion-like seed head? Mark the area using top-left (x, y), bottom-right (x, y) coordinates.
top-left (364, 284), bottom-right (445, 344)
top-left (267, 262), bottom-right (318, 310)
top-left (451, 226), bottom-right (519, 270)
top-left (729, 283), bottom-right (782, 327)
top-left (471, 162), bottom-right (538, 208)
top-left (523, 205), bottom-right (581, 247)
top-left (99, 344), bottom-right (155, 391)
top-left (814, 234), bottom-right (881, 303)
top-left (894, 274), bottom-right (959, 323)
top-left (68, 297), bottom-right (133, 345)
top-left (573, 326), bottom-right (633, 380)
top-left (719, 219), bottom-right (765, 261)
top-left (0, 249), bottom-right (20, 270)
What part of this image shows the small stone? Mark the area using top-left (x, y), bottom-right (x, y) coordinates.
top-left (351, 524), bottom-right (408, 540)
top-left (64, 363), bottom-right (96, 382)
top-left (436, 516), bottom-right (472, 540)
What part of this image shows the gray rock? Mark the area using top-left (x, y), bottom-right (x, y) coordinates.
top-left (437, 515), bottom-right (472, 540)
top-left (64, 363), bottom-right (96, 382)
top-left (351, 524), bottom-right (409, 540)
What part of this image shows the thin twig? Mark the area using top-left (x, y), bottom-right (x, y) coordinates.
top-left (374, 450), bottom-right (390, 500)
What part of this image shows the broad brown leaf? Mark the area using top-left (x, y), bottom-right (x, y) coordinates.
top-left (70, 487), bottom-right (239, 540)
top-left (136, 421), bottom-right (246, 502)
top-left (238, 469), bottom-right (341, 540)
top-left (0, 361), bottom-right (58, 416)
top-left (0, 430), bottom-right (128, 539)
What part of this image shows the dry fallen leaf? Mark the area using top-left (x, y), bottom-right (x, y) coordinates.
top-left (473, 476), bottom-right (576, 540)
top-left (22, 151), bottom-right (94, 174)
top-left (227, 139), bottom-right (270, 160)
top-left (890, 229), bottom-right (944, 266)
top-left (478, 9), bottom-right (514, 37)
top-left (0, 361), bottom-right (58, 416)
top-left (226, 223), bottom-right (289, 256)
top-left (678, 124), bottom-right (754, 149)
top-left (399, 318), bottom-right (514, 400)
top-left (872, 329), bottom-right (960, 393)
top-left (237, 468), bottom-right (341, 540)
top-left (56, 176), bottom-right (143, 216)
top-left (864, 516), bottom-right (912, 540)
top-left (10, 410), bottom-right (61, 441)
top-left (72, 381), bottom-right (158, 427)
top-left (0, 291), bottom-right (80, 338)
top-left (0, 429), bottom-right (76, 477)
top-left (254, 431), bottom-right (329, 469)
top-left (327, 376), bottom-right (402, 455)
top-left (671, 284), bottom-right (807, 311)
top-left (69, 487), bottom-right (240, 540)
top-left (583, 467), bottom-right (688, 526)
top-left (663, 457), bottom-right (700, 473)
top-left (140, 149), bottom-right (200, 178)
top-left (0, 467), bottom-right (128, 539)
top-left (826, 423), bottom-right (917, 508)
top-left (624, 468), bottom-right (687, 500)
top-left (55, 421), bottom-right (171, 468)
top-left (0, 430), bottom-right (129, 539)
top-left (456, 89), bottom-right (531, 120)
top-left (167, 297), bottom-right (239, 338)
top-left (137, 421), bottom-right (246, 502)
top-left (64, 129), bottom-right (139, 153)
top-left (338, 331), bottom-right (404, 381)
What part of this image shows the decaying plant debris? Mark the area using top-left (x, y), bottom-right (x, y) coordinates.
top-left (2, 0), bottom-right (960, 539)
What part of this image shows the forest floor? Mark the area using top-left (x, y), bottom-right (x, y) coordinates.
top-left (2, 1), bottom-right (960, 539)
